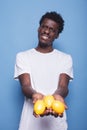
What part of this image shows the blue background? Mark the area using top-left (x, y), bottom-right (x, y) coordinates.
top-left (0, 0), bottom-right (87, 130)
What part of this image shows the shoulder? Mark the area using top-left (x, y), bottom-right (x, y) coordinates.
top-left (54, 49), bottom-right (73, 62)
top-left (16, 48), bottom-right (34, 58)
top-left (54, 49), bottom-right (71, 57)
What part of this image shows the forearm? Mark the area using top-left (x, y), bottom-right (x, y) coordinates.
top-left (53, 86), bottom-right (69, 98)
top-left (53, 74), bottom-right (70, 98)
top-left (18, 73), bottom-right (37, 99)
top-left (22, 85), bottom-right (37, 99)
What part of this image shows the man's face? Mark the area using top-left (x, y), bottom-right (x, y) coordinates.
top-left (38, 18), bottom-right (59, 47)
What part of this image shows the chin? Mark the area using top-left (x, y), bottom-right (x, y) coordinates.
top-left (39, 42), bottom-right (51, 48)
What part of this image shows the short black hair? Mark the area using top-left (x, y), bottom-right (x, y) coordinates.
top-left (39, 11), bottom-right (64, 33)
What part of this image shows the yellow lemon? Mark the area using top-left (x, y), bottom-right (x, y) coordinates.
top-left (43, 95), bottom-right (54, 108)
top-left (34, 100), bottom-right (45, 115)
top-left (52, 100), bottom-right (65, 114)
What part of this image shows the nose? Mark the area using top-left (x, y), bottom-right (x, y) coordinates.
top-left (44, 27), bottom-right (50, 34)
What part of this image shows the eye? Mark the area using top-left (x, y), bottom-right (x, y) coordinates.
top-left (49, 28), bottom-right (56, 33)
top-left (41, 25), bottom-right (48, 30)
top-left (40, 25), bottom-right (57, 34)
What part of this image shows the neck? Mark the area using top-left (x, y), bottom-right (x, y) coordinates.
top-left (35, 45), bottom-right (53, 53)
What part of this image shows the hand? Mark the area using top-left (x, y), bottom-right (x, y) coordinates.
top-left (52, 94), bottom-right (68, 109)
top-left (32, 92), bottom-right (45, 118)
top-left (40, 108), bottom-right (52, 117)
top-left (32, 92), bottom-right (45, 104)
top-left (40, 108), bottom-right (63, 118)
top-left (50, 109), bottom-right (63, 118)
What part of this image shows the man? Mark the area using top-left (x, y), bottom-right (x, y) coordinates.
top-left (14, 11), bottom-right (73, 130)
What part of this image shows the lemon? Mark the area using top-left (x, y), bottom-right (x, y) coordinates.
top-left (52, 100), bottom-right (65, 114)
top-left (34, 100), bottom-right (45, 115)
top-left (43, 95), bottom-right (54, 108)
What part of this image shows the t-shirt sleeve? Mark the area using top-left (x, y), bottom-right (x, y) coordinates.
top-left (14, 52), bottom-right (31, 79)
top-left (60, 54), bottom-right (73, 80)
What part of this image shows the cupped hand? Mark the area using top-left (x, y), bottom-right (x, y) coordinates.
top-left (40, 108), bottom-right (63, 118)
top-left (52, 94), bottom-right (68, 109)
top-left (32, 92), bottom-right (45, 104)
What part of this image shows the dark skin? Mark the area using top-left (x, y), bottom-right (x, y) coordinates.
top-left (18, 18), bottom-right (70, 118)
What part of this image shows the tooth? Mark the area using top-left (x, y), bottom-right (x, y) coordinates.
top-left (42, 36), bottom-right (48, 39)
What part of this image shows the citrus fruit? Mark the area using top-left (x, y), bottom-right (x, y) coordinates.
top-left (34, 100), bottom-right (45, 115)
top-left (52, 100), bottom-right (65, 114)
top-left (43, 95), bottom-right (54, 108)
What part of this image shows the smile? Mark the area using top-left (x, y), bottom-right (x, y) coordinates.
top-left (41, 35), bottom-right (49, 40)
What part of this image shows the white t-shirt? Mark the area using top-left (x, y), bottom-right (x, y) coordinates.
top-left (14, 48), bottom-right (73, 130)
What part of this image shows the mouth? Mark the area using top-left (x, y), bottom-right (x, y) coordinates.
top-left (41, 34), bottom-right (49, 40)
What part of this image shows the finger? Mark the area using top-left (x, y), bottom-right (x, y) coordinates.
top-left (64, 103), bottom-right (68, 109)
top-left (40, 111), bottom-right (50, 117)
top-left (40, 114), bottom-right (44, 117)
top-left (54, 114), bottom-right (58, 118)
top-left (59, 113), bottom-right (63, 117)
top-left (44, 109), bottom-right (50, 116)
top-left (50, 110), bottom-right (58, 117)
top-left (53, 112), bottom-right (58, 117)
top-left (33, 98), bottom-right (38, 104)
top-left (33, 111), bottom-right (40, 118)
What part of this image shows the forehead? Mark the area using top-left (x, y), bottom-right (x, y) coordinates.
top-left (41, 18), bottom-right (58, 28)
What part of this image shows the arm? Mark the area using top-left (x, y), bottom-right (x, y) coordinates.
top-left (53, 73), bottom-right (70, 108)
top-left (53, 73), bottom-right (70, 98)
top-left (18, 73), bottom-right (44, 102)
top-left (19, 73), bottom-right (45, 118)
top-left (18, 73), bottom-right (36, 99)
top-left (47, 73), bottom-right (70, 117)
top-left (43, 73), bottom-right (70, 117)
